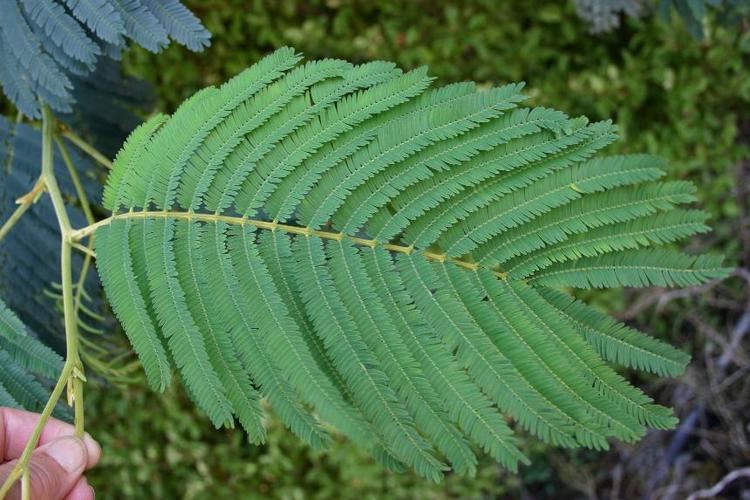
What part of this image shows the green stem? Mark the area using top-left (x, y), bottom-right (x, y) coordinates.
top-left (41, 108), bottom-right (85, 437)
top-left (21, 471), bottom-right (29, 500)
top-left (60, 129), bottom-right (113, 170)
top-left (73, 368), bottom-right (85, 436)
top-left (42, 111), bottom-right (72, 232)
top-left (0, 106), bottom-right (89, 498)
top-left (56, 137), bottom-right (98, 323)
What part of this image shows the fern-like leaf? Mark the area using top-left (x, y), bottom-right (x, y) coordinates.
top-left (94, 49), bottom-right (732, 480)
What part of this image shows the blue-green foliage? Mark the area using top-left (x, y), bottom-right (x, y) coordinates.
top-left (574, 0), bottom-right (750, 38)
top-left (66, 57), bottom-right (155, 157)
top-left (0, 0), bottom-right (72, 116)
top-left (0, 298), bottom-right (65, 413)
top-left (22, 0), bottom-right (101, 65)
top-left (139, 0), bottom-right (211, 52)
top-left (573, 0), bottom-right (645, 33)
top-left (0, 0), bottom-right (210, 118)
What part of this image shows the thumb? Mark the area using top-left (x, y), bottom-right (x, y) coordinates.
top-left (0, 436), bottom-right (89, 500)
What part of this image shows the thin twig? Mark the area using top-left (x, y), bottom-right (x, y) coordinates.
top-left (55, 135), bottom-right (99, 354)
top-left (650, 297), bottom-right (750, 497)
top-left (687, 311), bottom-right (749, 367)
top-left (70, 241), bottom-right (96, 258)
top-left (0, 178), bottom-right (45, 243)
top-left (55, 138), bottom-right (95, 225)
top-left (59, 129), bottom-right (113, 170)
top-left (618, 268), bottom-right (750, 320)
top-left (686, 467), bottom-right (750, 500)
top-left (717, 306), bottom-right (750, 374)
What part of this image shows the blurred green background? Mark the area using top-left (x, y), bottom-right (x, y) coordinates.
top-left (80, 1), bottom-right (749, 498)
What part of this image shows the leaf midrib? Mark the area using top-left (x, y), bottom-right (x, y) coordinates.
top-left (82, 210), bottom-right (504, 277)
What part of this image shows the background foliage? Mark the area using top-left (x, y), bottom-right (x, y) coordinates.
top-left (1, 0), bottom-right (748, 497)
top-left (0, 0), bottom-right (210, 118)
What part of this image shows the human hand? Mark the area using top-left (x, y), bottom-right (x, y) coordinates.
top-left (0, 408), bottom-right (100, 500)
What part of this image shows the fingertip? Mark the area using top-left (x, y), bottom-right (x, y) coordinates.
top-left (65, 477), bottom-right (95, 500)
top-left (82, 433), bottom-right (101, 469)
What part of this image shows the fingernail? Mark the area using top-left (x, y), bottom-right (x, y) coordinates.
top-left (45, 436), bottom-right (87, 472)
